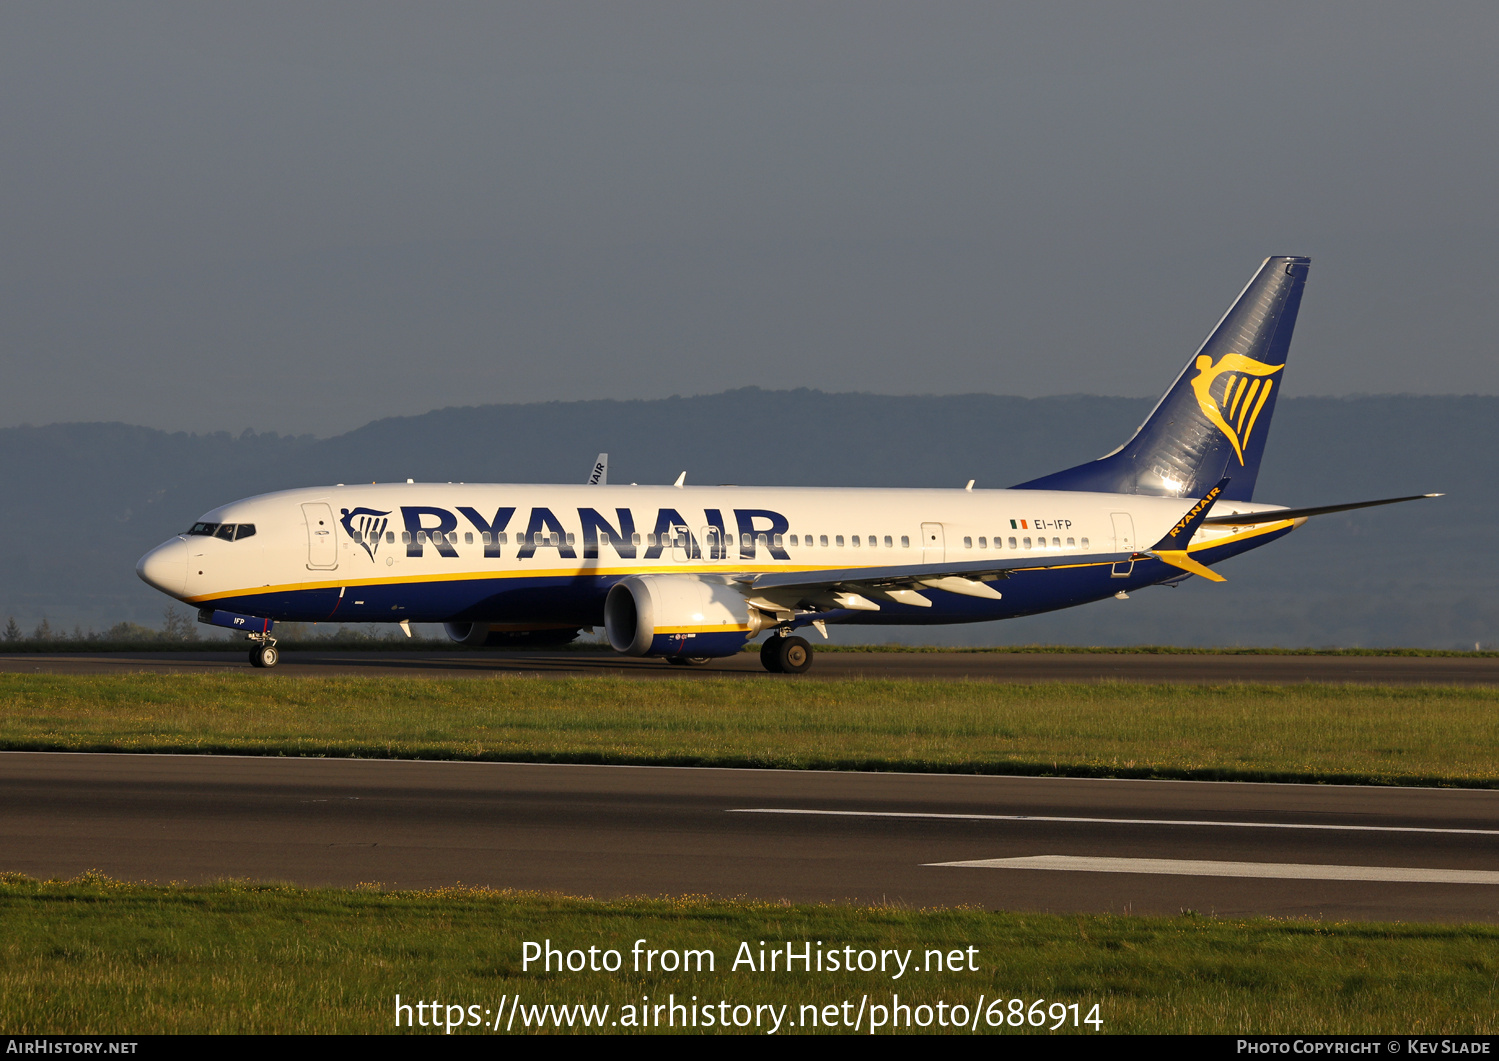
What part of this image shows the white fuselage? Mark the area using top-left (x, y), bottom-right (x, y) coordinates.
top-left (137, 482), bottom-right (1294, 629)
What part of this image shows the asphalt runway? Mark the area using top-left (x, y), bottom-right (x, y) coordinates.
top-left (4, 752), bottom-right (1497, 922)
top-left (4, 648), bottom-right (1498, 683)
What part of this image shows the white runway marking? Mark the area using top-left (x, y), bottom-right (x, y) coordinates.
top-left (927, 855), bottom-right (1499, 884)
top-left (728, 808), bottom-right (1499, 837)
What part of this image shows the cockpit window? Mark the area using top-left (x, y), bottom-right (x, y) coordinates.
top-left (187, 521), bottom-right (255, 540)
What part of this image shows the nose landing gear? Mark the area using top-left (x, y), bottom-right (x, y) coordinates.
top-left (759, 632), bottom-right (813, 674)
top-left (248, 633), bottom-right (279, 669)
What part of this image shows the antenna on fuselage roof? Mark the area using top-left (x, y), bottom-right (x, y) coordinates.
top-left (587, 453), bottom-right (608, 486)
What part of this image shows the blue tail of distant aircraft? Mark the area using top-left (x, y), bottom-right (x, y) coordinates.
top-left (1014, 255), bottom-right (1310, 502)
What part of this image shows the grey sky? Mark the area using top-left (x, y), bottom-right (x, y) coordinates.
top-left (3, 3), bottom-right (1496, 435)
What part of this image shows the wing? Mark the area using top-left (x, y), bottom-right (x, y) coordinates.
top-left (735, 549), bottom-right (1136, 615)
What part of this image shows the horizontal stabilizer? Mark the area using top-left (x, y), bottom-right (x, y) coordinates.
top-left (1202, 493), bottom-right (1442, 525)
top-left (1146, 550), bottom-right (1226, 583)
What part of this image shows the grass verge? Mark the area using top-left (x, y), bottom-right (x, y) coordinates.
top-left (1, 873), bottom-right (1494, 1035)
top-left (2, 674), bottom-right (1497, 786)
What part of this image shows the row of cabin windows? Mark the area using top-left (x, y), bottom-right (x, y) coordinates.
top-left (962, 535), bottom-right (1088, 550)
top-left (348, 529), bottom-right (1089, 551)
top-left (187, 522), bottom-right (257, 541)
top-left (788, 534), bottom-right (908, 548)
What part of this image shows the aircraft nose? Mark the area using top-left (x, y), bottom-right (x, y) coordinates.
top-left (136, 537), bottom-right (189, 597)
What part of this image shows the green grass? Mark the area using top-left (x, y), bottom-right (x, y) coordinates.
top-left (3, 674), bottom-right (1497, 786)
top-left (1, 874), bottom-right (1494, 1034)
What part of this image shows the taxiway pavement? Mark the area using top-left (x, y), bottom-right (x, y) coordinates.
top-left (4, 752), bottom-right (1496, 922)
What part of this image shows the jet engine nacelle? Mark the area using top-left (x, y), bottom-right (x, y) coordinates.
top-left (443, 622), bottom-right (582, 648)
top-left (605, 574), bottom-right (772, 658)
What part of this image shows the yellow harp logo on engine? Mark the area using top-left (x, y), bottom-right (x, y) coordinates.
top-left (1189, 353), bottom-right (1285, 465)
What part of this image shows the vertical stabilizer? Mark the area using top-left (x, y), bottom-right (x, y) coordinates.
top-left (1014, 256), bottom-right (1310, 501)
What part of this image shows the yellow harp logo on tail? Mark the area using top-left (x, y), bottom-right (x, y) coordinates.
top-left (1189, 353), bottom-right (1285, 465)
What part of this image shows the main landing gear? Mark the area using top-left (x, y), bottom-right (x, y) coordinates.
top-left (760, 632), bottom-right (813, 674)
top-left (248, 634), bottom-right (279, 669)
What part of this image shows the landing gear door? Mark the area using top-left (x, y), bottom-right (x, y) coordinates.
top-left (303, 502), bottom-right (339, 570)
top-left (921, 522), bottom-right (945, 565)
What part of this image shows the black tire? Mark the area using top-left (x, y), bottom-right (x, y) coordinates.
top-left (249, 644), bottom-right (279, 669)
top-left (759, 635), bottom-right (786, 673)
top-left (775, 635), bottom-right (813, 674)
top-left (667, 656), bottom-right (712, 666)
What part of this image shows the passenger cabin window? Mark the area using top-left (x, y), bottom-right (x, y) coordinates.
top-left (963, 536), bottom-right (972, 549)
top-left (1008, 536), bottom-right (1017, 549)
top-left (1053, 537), bottom-right (1061, 548)
top-left (773, 534), bottom-right (783, 549)
top-left (820, 535), bottom-right (829, 547)
top-left (402, 531), bottom-right (412, 543)
top-left (978, 537), bottom-right (987, 548)
top-left (1080, 537), bottom-right (1089, 549)
top-left (884, 535), bottom-right (893, 548)
top-left (465, 532), bottom-right (474, 544)
top-left (852, 536), bottom-right (860, 547)
top-left (1023, 537), bottom-right (1032, 548)
top-left (835, 535), bottom-right (845, 547)
top-left (900, 535), bottom-right (909, 548)
top-left (790, 534), bottom-right (799, 547)
top-left (1066, 537), bottom-right (1075, 548)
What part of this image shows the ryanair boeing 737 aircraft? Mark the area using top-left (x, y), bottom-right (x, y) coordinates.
top-left (136, 257), bottom-right (1434, 672)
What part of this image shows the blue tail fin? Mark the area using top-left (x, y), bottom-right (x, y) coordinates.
top-left (1014, 256), bottom-right (1310, 502)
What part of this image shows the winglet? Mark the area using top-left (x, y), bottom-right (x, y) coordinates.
top-left (1147, 477), bottom-right (1230, 582)
top-left (587, 453), bottom-right (608, 486)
